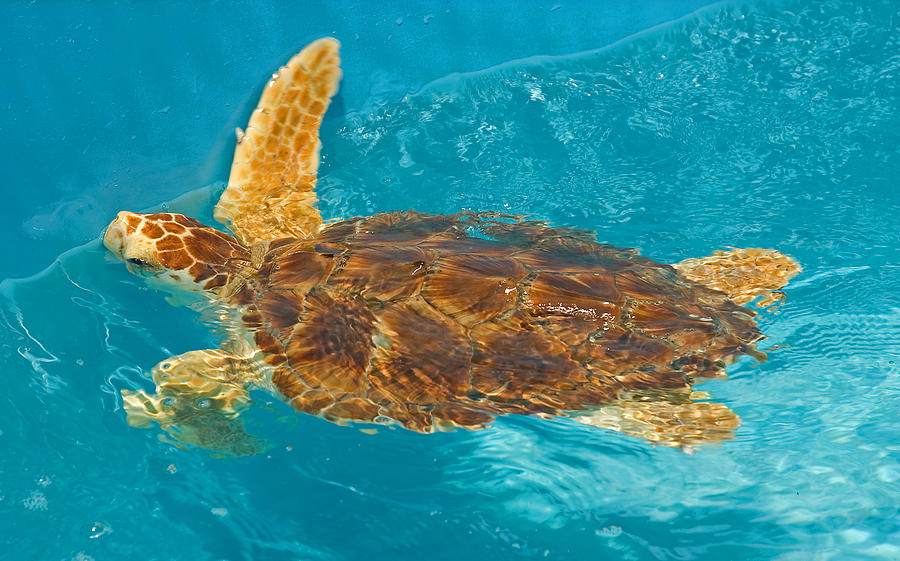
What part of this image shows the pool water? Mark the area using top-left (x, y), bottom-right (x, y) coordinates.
top-left (3, 0), bottom-right (900, 559)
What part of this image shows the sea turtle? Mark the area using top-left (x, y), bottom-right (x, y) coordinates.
top-left (103, 38), bottom-right (800, 454)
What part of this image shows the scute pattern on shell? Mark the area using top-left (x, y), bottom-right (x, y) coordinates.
top-left (240, 211), bottom-right (763, 432)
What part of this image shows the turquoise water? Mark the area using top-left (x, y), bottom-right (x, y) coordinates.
top-left (3, 0), bottom-right (900, 559)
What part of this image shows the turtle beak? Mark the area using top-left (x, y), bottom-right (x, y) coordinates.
top-left (103, 213), bottom-right (128, 260)
top-left (103, 211), bottom-right (141, 261)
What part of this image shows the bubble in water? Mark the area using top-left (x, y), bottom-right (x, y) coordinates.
top-left (88, 522), bottom-right (111, 539)
top-left (596, 526), bottom-right (623, 538)
top-left (398, 151), bottom-right (415, 168)
top-left (23, 490), bottom-right (48, 511)
top-left (211, 507), bottom-right (228, 517)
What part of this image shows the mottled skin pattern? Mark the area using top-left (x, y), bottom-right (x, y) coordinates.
top-left (214, 38), bottom-right (340, 244)
top-left (104, 211), bottom-right (250, 291)
top-left (103, 38), bottom-right (801, 454)
top-left (676, 248), bottom-right (799, 308)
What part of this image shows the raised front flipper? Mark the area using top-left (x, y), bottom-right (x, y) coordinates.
top-left (214, 38), bottom-right (342, 244)
top-left (121, 349), bottom-right (265, 456)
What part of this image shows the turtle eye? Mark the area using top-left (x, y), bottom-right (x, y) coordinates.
top-left (128, 257), bottom-right (151, 267)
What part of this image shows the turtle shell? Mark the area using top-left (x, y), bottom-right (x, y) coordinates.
top-left (236, 211), bottom-right (762, 432)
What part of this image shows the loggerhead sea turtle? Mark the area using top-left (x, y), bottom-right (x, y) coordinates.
top-left (103, 38), bottom-right (800, 454)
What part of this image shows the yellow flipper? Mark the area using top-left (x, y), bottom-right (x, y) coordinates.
top-left (214, 38), bottom-right (341, 245)
top-left (676, 247), bottom-right (801, 307)
top-left (573, 391), bottom-right (741, 451)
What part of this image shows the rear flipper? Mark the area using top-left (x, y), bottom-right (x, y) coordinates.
top-left (121, 349), bottom-right (266, 456)
top-left (675, 247), bottom-right (801, 308)
top-left (571, 391), bottom-right (740, 451)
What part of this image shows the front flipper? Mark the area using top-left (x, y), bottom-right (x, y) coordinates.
top-left (571, 390), bottom-right (741, 452)
top-left (121, 349), bottom-right (265, 456)
top-left (214, 37), bottom-right (342, 245)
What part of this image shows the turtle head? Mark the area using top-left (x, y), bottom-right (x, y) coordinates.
top-left (104, 211), bottom-right (251, 296)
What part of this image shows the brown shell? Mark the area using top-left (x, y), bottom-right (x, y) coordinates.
top-left (240, 211), bottom-right (762, 432)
